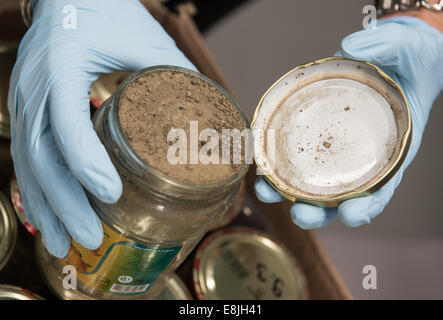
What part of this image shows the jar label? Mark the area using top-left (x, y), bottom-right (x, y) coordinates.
top-left (61, 222), bottom-right (181, 295)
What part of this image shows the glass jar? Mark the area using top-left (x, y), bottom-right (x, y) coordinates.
top-left (36, 66), bottom-right (250, 300)
top-left (0, 43), bottom-right (18, 139)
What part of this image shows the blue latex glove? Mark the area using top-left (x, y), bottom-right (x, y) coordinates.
top-left (8, 0), bottom-right (195, 258)
top-left (255, 17), bottom-right (443, 229)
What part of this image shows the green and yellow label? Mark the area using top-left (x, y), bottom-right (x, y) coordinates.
top-left (62, 222), bottom-right (181, 295)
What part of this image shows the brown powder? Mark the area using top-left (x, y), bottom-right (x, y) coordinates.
top-left (118, 70), bottom-right (247, 185)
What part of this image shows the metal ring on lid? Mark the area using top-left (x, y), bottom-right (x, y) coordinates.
top-left (0, 192), bottom-right (17, 272)
top-left (0, 284), bottom-right (42, 300)
top-left (193, 226), bottom-right (309, 300)
top-left (10, 174), bottom-right (37, 236)
top-left (251, 57), bottom-right (411, 207)
top-left (19, 0), bottom-right (33, 28)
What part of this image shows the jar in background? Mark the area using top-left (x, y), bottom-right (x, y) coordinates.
top-left (0, 43), bottom-right (18, 140)
top-left (0, 191), bottom-right (17, 272)
top-left (10, 174), bottom-right (37, 236)
top-left (0, 285), bottom-right (42, 300)
top-left (36, 66), bottom-right (250, 300)
top-left (193, 227), bottom-right (309, 300)
top-left (89, 72), bottom-right (130, 109)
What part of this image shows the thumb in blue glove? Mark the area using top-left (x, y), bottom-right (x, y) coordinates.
top-left (8, 0), bottom-right (196, 258)
top-left (255, 16), bottom-right (443, 229)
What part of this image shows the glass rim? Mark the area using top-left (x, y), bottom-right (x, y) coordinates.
top-left (107, 65), bottom-right (250, 194)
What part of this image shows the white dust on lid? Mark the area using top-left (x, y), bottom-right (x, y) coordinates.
top-left (255, 77), bottom-right (398, 197)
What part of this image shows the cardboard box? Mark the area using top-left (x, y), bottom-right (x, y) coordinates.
top-left (0, 0), bottom-right (352, 299)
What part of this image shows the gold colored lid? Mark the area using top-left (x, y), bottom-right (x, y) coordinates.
top-left (193, 226), bottom-right (309, 300)
top-left (251, 57), bottom-right (411, 207)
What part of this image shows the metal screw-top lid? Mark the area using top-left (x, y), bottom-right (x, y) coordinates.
top-left (193, 226), bottom-right (309, 300)
top-left (0, 285), bottom-right (42, 300)
top-left (0, 43), bottom-right (18, 140)
top-left (252, 57), bottom-right (411, 206)
top-left (0, 191), bottom-right (17, 272)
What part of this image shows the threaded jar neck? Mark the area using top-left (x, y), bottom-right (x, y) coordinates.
top-left (94, 66), bottom-right (250, 202)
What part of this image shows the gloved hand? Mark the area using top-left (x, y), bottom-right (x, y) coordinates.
top-left (8, 0), bottom-right (195, 258)
top-left (255, 16), bottom-right (443, 229)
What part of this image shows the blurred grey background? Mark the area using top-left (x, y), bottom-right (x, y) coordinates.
top-left (202, 0), bottom-right (443, 299)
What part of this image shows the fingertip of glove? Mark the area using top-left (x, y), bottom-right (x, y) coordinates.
top-left (70, 220), bottom-right (104, 251)
top-left (290, 205), bottom-right (313, 229)
top-left (339, 35), bottom-right (362, 60)
top-left (43, 232), bottom-right (71, 259)
top-left (93, 175), bottom-right (123, 204)
top-left (254, 177), bottom-right (285, 203)
top-left (78, 153), bottom-right (123, 204)
top-left (338, 196), bottom-right (383, 227)
top-left (290, 204), bottom-right (336, 229)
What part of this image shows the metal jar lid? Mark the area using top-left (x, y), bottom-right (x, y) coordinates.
top-left (0, 43), bottom-right (18, 139)
top-left (0, 191), bottom-right (17, 272)
top-left (155, 273), bottom-right (193, 300)
top-left (90, 72), bottom-right (130, 108)
top-left (193, 226), bottom-right (309, 300)
top-left (252, 57), bottom-right (411, 207)
top-left (0, 285), bottom-right (42, 300)
top-left (10, 174), bottom-right (37, 235)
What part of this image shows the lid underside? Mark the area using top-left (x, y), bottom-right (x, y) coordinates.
top-left (252, 58), bottom-right (410, 203)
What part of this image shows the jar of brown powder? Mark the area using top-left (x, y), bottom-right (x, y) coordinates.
top-left (36, 66), bottom-right (250, 300)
